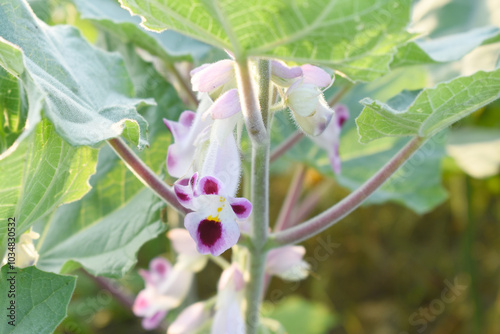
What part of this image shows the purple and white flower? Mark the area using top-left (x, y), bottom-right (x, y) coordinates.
top-left (311, 104), bottom-right (350, 173)
top-left (133, 230), bottom-right (208, 330)
top-left (285, 64), bottom-right (335, 136)
top-left (133, 257), bottom-right (191, 330)
top-left (174, 174), bottom-right (252, 256)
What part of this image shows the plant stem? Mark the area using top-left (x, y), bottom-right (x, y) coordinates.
top-left (274, 165), bottom-right (306, 232)
top-left (244, 60), bottom-right (271, 334)
top-left (107, 138), bottom-right (189, 215)
top-left (270, 136), bottom-right (426, 246)
top-left (235, 59), bottom-right (268, 144)
top-left (270, 131), bottom-right (304, 162)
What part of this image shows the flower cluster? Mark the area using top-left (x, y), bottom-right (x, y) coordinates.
top-left (164, 57), bottom-right (348, 257)
top-left (133, 229), bottom-right (310, 332)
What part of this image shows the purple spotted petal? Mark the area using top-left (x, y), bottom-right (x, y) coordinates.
top-left (184, 212), bottom-right (240, 256)
top-left (198, 176), bottom-right (222, 195)
top-left (228, 197), bottom-right (252, 219)
top-left (174, 178), bottom-right (195, 209)
top-left (335, 104), bottom-right (350, 127)
top-left (190, 59), bottom-right (234, 92)
top-left (301, 64), bottom-right (333, 88)
top-left (208, 89), bottom-right (241, 119)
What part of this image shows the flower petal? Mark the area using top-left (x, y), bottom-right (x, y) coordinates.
top-left (292, 97), bottom-right (334, 136)
top-left (201, 133), bottom-right (241, 197)
top-left (190, 59), bottom-right (234, 92)
top-left (218, 264), bottom-right (245, 292)
top-left (301, 64), bottom-right (333, 88)
top-left (212, 295), bottom-right (245, 334)
top-left (167, 228), bottom-right (199, 256)
top-left (271, 60), bottom-right (302, 87)
top-left (142, 310), bottom-right (168, 330)
top-left (198, 176), bottom-right (222, 195)
top-left (184, 212), bottom-right (240, 256)
top-left (309, 104), bottom-right (349, 173)
top-left (208, 89), bottom-right (241, 119)
top-left (286, 82), bottom-right (321, 117)
top-left (167, 302), bottom-right (210, 334)
top-left (266, 246), bottom-right (310, 281)
top-left (173, 178), bottom-right (195, 209)
top-left (228, 197), bottom-right (252, 219)
top-left (335, 104), bottom-right (350, 127)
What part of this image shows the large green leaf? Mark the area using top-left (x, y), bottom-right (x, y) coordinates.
top-left (0, 265), bottom-right (76, 334)
top-left (0, 0), bottom-right (152, 148)
top-left (357, 68), bottom-right (500, 143)
top-left (35, 189), bottom-right (166, 277)
top-left (119, 0), bottom-right (414, 82)
top-left (71, 0), bottom-right (212, 62)
top-left (0, 119), bottom-right (97, 257)
top-left (35, 49), bottom-right (184, 277)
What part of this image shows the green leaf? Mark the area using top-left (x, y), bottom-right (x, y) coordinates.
top-left (119, 0), bottom-right (414, 82)
top-left (357, 68), bottom-right (500, 143)
top-left (0, 265), bottom-right (76, 334)
top-left (71, 0), bottom-right (212, 62)
top-left (35, 50), bottom-right (184, 277)
top-left (262, 296), bottom-right (337, 334)
top-left (0, 38), bottom-right (24, 76)
top-left (0, 67), bottom-right (25, 153)
top-left (35, 189), bottom-right (166, 277)
top-left (391, 26), bottom-right (500, 69)
top-left (0, 0), bottom-right (152, 148)
top-left (0, 119), bottom-right (97, 257)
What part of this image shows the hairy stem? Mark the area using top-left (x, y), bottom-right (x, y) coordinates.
top-left (107, 138), bottom-right (188, 215)
top-left (235, 59), bottom-right (268, 144)
top-left (270, 136), bottom-right (426, 246)
top-left (245, 60), bottom-right (271, 334)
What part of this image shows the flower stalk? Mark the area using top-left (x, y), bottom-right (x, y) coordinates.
top-left (107, 138), bottom-right (189, 215)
